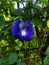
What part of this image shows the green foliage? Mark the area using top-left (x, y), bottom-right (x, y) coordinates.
top-left (17, 62), bottom-right (26, 65)
top-left (47, 20), bottom-right (49, 27)
top-left (43, 46), bottom-right (49, 65)
top-left (43, 56), bottom-right (49, 65)
top-left (0, 0), bottom-right (49, 65)
top-left (31, 35), bottom-right (40, 48)
top-left (0, 16), bottom-right (5, 28)
top-left (0, 59), bottom-right (5, 65)
top-left (46, 46), bottom-right (49, 56)
top-left (40, 0), bottom-right (48, 4)
top-left (7, 52), bottom-right (18, 64)
top-left (32, 18), bottom-right (42, 26)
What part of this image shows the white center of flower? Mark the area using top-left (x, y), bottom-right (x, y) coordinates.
top-left (21, 29), bottom-right (26, 36)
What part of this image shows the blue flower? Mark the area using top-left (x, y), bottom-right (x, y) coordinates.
top-left (12, 20), bottom-right (34, 41)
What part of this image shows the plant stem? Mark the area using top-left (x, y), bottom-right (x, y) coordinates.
top-left (28, 41), bottom-right (31, 65)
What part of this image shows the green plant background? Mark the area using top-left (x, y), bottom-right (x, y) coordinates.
top-left (0, 0), bottom-right (49, 65)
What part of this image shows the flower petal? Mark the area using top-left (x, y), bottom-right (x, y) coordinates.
top-left (12, 20), bottom-right (34, 41)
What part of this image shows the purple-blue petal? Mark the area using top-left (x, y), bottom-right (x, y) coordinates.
top-left (12, 20), bottom-right (34, 41)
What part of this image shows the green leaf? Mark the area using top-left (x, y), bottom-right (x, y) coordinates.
top-left (31, 35), bottom-right (40, 48)
top-left (0, 16), bottom-right (5, 28)
top-left (43, 56), bottom-right (49, 65)
top-left (40, 0), bottom-right (48, 4)
top-left (13, 0), bottom-right (22, 2)
top-left (7, 52), bottom-right (18, 64)
top-left (18, 52), bottom-right (24, 58)
top-left (47, 20), bottom-right (49, 28)
top-left (0, 4), bottom-right (3, 13)
top-left (0, 59), bottom-right (5, 65)
top-left (32, 18), bottom-right (42, 26)
top-left (46, 46), bottom-right (49, 56)
top-left (17, 62), bottom-right (26, 65)
top-left (0, 40), bottom-right (8, 47)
